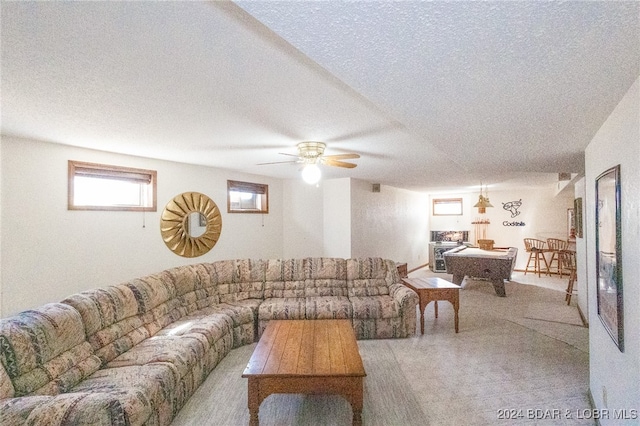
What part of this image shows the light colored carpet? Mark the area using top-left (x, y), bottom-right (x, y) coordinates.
top-left (171, 341), bottom-right (428, 425)
top-left (171, 272), bottom-right (593, 425)
top-left (525, 302), bottom-right (584, 327)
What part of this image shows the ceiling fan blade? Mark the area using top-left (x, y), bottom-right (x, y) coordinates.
top-left (322, 158), bottom-right (358, 168)
top-left (278, 152), bottom-right (300, 158)
top-left (322, 153), bottom-right (360, 160)
top-left (257, 160), bottom-right (299, 165)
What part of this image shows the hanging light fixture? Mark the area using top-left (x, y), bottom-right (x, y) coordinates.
top-left (301, 163), bottom-right (321, 185)
top-left (473, 184), bottom-right (493, 214)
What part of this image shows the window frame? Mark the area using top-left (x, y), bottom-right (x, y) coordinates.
top-left (227, 180), bottom-right (269, 214)
top-left (432, 198), bottom-right (463, 216)
top-left (68, 160), bottom-right (157, 211)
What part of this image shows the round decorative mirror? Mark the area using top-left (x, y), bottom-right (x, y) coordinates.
top-left (160, 192), bottom-right (222, 257)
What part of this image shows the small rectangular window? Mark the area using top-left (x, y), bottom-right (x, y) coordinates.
top-left (68, 160), bottom-right (157, 211)
top-left (227, 180), bottom-right (268, 213)
top-left (433, 198), bottom-right (463, 216)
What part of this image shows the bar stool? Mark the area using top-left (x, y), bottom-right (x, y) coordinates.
top-left (524, 238), bottom-right (550, 277)
top-left (546, 238), bottom-right (569, 276)
top-left (561, 249), bottom-right (577, 305)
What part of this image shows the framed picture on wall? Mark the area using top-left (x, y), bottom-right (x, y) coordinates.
top-left (567, 208), bottom-right (575, 239)
top-left (574, 197), bottom-right (583, 238)
top-left (595, 165), bottom-right (623, 352)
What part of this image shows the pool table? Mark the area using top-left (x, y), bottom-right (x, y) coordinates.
top-left (443, 246), bottom-right (518, 297)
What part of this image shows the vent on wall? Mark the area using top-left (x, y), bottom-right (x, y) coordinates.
top-left (372, 183), bottom-right (381, 193)
top-left (558, 172), bottom-right (571, 181)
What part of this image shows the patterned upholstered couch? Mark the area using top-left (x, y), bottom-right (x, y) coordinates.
top-left (0, 257), bottom-right (418, 426)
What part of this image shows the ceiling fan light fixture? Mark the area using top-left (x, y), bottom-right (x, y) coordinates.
top-left (297, 141), bottom-right (325, 160)
top-left (258, 141), bottom-right (358, 172)
top-left (301, 164), bottom-right (321, 185)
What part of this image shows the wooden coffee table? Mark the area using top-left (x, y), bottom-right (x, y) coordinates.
top-left (402, 276), bottom-right (460, 334)
top-left (242, 319), bottom-right (366, 425)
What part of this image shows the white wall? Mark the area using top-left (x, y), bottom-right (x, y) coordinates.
top-left (0, 138), bottom-right (442, 317)
top-left (351, 180), bottom-right (429, 270)
top-left (0, 143), bottom-right (3, 314)
top-left (282, 179), bottom-right (324, 258)
top-left (574, 177), bottom-right (588, 322)
top-left (281, 177), bottom-right (431, 270)
top-left (0, 137), bottom-right (284, 316)
top-left (429, 187), bottom-right (574, 270)
top-left (585, 77), bottom-right (639, 420)
top-left (322, 178), bottom-right (352, 258)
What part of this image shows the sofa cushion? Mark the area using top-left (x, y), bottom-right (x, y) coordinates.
top-left (234, 259), bottom-right (266, 289)
top-left (0, 392), bottom-right (145, 426)
top-left (62, 285), bottom-right (139, 339)
top-left (105, 335), bottom-right (206, 380)
top-left (154, 312), bottom-right (232, 347)
top-left (0, 303), bottom-right (101, 397)
top-left (167, 264), bottom-right (220, 314)
top-left (263, 258), bottom-right (306, 298)
top-left (257, 297), bottom-right (306, 337)
top-left (195, 300), bottom-right (260, 347)
top-left (304, 278), bottom-right (349, 297)
top-left (125, 272), bottom-right (183, 335)
top-left (62, 284), bottom-right (151, 365)
top-left (346, 258), bottom-right (394, 297)
top-left (124, 271), bottom-right (176, 314)
top-left (210, 259), bottom-right (265, 303)
top-left (353, 317), bottom-right (407, 340)
top-left (63, 271), bottom-right (185, 365)
top-left (263, 279), bottom-right (305, 298)
top-left (218, 281), bottom-right (264, 304)
top-left (0, 362), bottom-right (14, 399)
top-left (258, 298), bottom-right (306, 321)
top-left (203, 302), bottom-right (256, 328)
top-left (305, 296), bottom-right (352, 319)
top-left (71, 363), bottom-right (177, 425)
top-left (350, 295), bottom-right (400, 319)
top-left (305, 258), bottom-right (347, 279)
top-left (0, 395), bottom-right (51, 425)
top-left (304, 258), bottom-right (348, 297)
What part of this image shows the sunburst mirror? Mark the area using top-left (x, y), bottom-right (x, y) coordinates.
top-left (160, 192), bottom-right (222, 257)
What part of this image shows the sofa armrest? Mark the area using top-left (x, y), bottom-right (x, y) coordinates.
top-left (389, 283), bottom-right (419, 336)
top-left (389, 283), bottom-right (418, 309)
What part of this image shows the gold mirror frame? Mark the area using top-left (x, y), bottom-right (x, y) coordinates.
top-left (161, 192), bottom-right (222, 257)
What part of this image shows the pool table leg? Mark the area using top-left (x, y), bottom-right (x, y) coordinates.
top-left (451, 274), bottom-right (464, 286)
top-left (491, 280), bottom-right (506, 297)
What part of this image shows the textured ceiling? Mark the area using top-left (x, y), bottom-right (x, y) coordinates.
top-left (2, 1), bottom-right (638, 193)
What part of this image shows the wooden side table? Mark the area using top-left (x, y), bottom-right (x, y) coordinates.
top-left (396, 262), bottom-right (408, 278)
top-left (401, 276), bottom-right (460, 334)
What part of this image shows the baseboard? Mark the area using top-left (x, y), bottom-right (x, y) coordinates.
top-left (587, 388), bottom-right (601, 426)
top-left (577, 304), bottom-right (589, 327)
top-left (408, 263), bottom-right (429, 274)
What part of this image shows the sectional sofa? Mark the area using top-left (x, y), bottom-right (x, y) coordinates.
top-left (0, 257), bottom-right (418, 426)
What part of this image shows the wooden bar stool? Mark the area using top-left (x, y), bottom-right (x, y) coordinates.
top-left (547, 238), bottom-right (569, 276)
top-left (524, 238), bottom-right (550, 277)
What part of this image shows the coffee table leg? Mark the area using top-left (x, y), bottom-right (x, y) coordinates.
top-left (353, 407), bottom-right (363, 426)
top-left (247, 378), bottom-right (260, 426)
top-left (419, 296), bottom-right (427, 335)
top-left (351, 379), bottom-right (364, 426)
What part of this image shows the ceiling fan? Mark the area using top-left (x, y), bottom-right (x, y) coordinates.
top-left (258, 142), bottom-right (360, 169)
